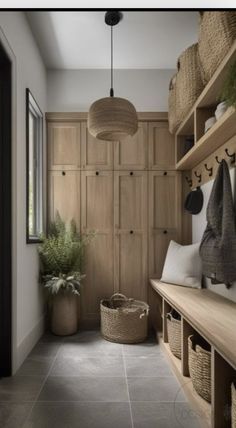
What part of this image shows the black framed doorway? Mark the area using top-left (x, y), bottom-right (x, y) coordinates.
top-left (0, 41), bottom-right (12, 376)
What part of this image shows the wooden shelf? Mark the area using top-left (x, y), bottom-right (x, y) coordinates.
top-left (176, 107), bottom-right (236, 170)
top-left (175, 39), bottom-right (236, 171)
top-left (160, 339), bottom-right (211, 428)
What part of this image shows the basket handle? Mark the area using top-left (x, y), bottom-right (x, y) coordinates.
top-left (140, 307), bottom-right (149, 319)
top-left (110, 293), bottom-right (128, 302)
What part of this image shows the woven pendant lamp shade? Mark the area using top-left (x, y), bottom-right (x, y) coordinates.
top-left (88, 96), bottom-right (138, 141)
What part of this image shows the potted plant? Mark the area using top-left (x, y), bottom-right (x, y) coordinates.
top-left (38, 213), bottom-right (93, 336)
top-left (220, 60), bottom-right (236, 109)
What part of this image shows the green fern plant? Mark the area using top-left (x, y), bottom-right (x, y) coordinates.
top-left (38, 213), bottom-right (94, 296)
top-left (220, 60), bottom-right (236, 108)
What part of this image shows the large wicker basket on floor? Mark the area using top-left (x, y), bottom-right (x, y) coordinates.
top-left (100, 293), bottom-right (149, 344)
top-left (166, 312), bottom-right (181, 359)
top-left (232, 382), bottom-right (236, 428)
top-left (188, 335), bottom-right (211, 403)
top-left (198, 12), bottom-right (236, 84)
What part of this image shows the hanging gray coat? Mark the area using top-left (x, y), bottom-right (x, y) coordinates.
top-left (199, 160), bottom-right (236, 288)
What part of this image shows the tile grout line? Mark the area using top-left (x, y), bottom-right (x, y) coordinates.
top-left (122, 345), bottom-right (134, 428)
top-left (22, 338), bottom-right (65, 427)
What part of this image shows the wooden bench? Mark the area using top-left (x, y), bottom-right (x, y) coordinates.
top-left (149, 279), bottom-right (236, 428)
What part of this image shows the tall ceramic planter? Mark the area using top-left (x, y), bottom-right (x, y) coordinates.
top-left (51, 293), bottom-right (78, 336)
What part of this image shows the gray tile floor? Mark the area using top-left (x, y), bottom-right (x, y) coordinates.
top-left (0, 330), bottom-right (202, 428)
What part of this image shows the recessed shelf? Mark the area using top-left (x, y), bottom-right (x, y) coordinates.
top-left (176, 107), bottom-right (236, 170)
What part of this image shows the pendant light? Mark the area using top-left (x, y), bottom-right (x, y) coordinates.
top-left (88, 11), bottom-right (138, 141)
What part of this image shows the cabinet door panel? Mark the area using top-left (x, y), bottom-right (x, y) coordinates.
top-left (114, 171), bottom-right (147, 300)
top-left (48, 171), bottom-right (80, 229)
top-left (148, 171), bottom-right (182, 279)
top-left (149, 122), bottom-right (175, 169)
top-left (81, 171), bottom-right (114, 322)
top-left (48, 123), bottom-right (80, 170)
top-left (114, 122), bottom-right (147, 170)
top-left (81, 122), bottom-right (113, 170)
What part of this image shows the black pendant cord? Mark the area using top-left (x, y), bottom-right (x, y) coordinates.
top-left (110, 25), bottom-right (114, 97)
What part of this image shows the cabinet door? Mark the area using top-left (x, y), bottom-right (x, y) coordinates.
top-left (149, 171), bottom-right (182, 278)
top-left (81, 122), bottom-right (113, 170)
top-left (148, 122), bottom-right (175, 170)
top-left (81, 171), bottom-right (114, 322)
top-left (114, 122), bottom-right (147, 170)
top-left (48, 122), bottom-right (80, 170)
top-left (114, 171), bottom-right (147, 301)
top-left (48, 171), bottom-right (80, 229)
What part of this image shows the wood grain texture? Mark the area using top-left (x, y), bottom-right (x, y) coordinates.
top-left (46, 111), bottom-right (168, 122)
top-left (149, 121), bottom-right (175, 170)
top-left (114, 122), bottom-right (148, 170)
top-left (81, 122), bottom-right (113, 170)
top-left (48, 122), bottom-right (81, 170)
top-left (150, 280), bottom-right (236, 369)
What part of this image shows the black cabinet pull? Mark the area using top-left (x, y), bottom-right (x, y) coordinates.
top-left (130, 230), bottom-right (134, 234)
top-left (96, 171), bottom-right (99, 176)
top-left (163, 230), bottom-right (167, 234)
top-left (163, 171), bottom-right (167, 176)
top-left (130, 171), bottom-right (133, 176)
top-left (62, 171), bottom-right (66, 176)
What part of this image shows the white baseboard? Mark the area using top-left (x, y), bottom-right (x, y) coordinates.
top-left (13, 315), bottom-right (45, 374)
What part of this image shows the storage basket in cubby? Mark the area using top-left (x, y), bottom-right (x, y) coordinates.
top-left (198, 11), bottom-right (236, 84)
top-left (166, 311), bottom-right (181, 359)
top-left (232, 382), bottom-right (236, 428)
top-left (188, 335), bottom-right (211, 403)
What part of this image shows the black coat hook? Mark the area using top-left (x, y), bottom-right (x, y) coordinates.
top-left (204, 163), bottom-right (213, 177)
top-left (215, 155), bottom-right (222, 164)
top-left (194, 171), bottom-right (202, 183)
top-left (185, 176), bottom-right (192, 187)
top-left (225, 148), bottom-right (235, 164)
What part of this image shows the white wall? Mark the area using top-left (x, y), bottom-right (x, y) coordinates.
top-left (192, 168), bottom-right (236, 303)
top-left (47, 69), bottom-right (174, 112)
top-left (0, 12), bottom-right (47, 372)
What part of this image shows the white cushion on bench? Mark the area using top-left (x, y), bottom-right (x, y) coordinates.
top-left (160, 240), bottom-right (202, 289)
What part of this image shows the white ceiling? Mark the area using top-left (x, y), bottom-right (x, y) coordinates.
top-left (26, 11), bottom-right (198, 70)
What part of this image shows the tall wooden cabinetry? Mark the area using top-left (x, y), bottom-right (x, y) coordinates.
top-left (47, 113), bottom-right (181, 325)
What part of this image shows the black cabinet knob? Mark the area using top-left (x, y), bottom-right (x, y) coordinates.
top-left (62, 171), bottom-right (66, 176)
top-left (163, 230), bottom-right (167, 234)
top-left (163, 171), bottom-right (167, 176)
top-left (96, 171), bottom-right (99, 176)
top-left (130, 230), bottom-right (134, 234)
top-left (130, 171), bottom-right (133, 176)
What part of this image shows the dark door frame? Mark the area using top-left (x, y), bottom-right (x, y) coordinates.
top-left (0, 41), bottom-right (12, 377)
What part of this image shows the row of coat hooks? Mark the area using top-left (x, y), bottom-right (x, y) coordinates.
top-left (185, 148), bottom-right (236, 187)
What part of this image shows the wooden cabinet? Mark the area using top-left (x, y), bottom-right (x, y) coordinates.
top-left (81, 171), bottom-right (114, 322)
top-left (81, 122), bottom-right (113, 170)
top-left (48, 122), bottom-right (80, 170)
top-left (114, 171), bottom-right (147, 301)
top-left (48, 170), bottom-right (80, 229)
top-left (149, 171), bottom-right (181, 278)
top-left (148, 122), bottom-right (175, 170)
top-left (114, 122), bottom-right (147, 170)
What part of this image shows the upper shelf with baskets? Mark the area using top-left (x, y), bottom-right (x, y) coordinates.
top-left (176, 40), bottom-right (236, 171)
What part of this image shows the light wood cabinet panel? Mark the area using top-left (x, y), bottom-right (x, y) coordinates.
top-left (149, 122), bottom-right (175, 169)
top-left (48, 171), bottom-right (80, 229)
top-left (81, 171), bottom-right (114, 321)
top-left (114, 122), bottom-right (147, 170)
top-left (114, 171), bottom-right (147, 301)
top-left (81, 122), bottom-right (113, 170)
top-left (48, 122), bottom-right (80, 170)
top-left (149, 171), bottom-right (182, 278)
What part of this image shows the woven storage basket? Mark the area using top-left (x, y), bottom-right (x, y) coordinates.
top-left (232, 382), bottom-right (236, 428)
top-left (166, 312), bottom-right (181, 359)
top-left (188, 335), bottom-right (211, 403)
top-left (177, 43), bottom-right (204, 121)
top-left (168, 74), bottom-right (182, 134)
top-left (198, 12), bottom-right (236, 84)
top-left (100, 293), bottom-right (149, 344)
